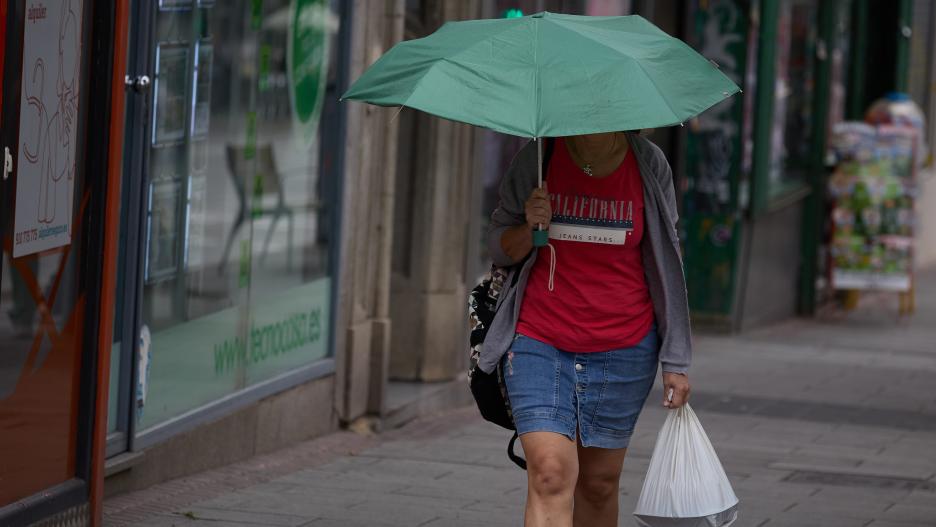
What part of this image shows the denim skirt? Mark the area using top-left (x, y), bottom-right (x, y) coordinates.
top-left (502, 324), bottom-right (659, 449)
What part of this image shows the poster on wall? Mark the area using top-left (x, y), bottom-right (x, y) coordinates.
top-left (145, 179), bottom-right (182, 282)
top-left (152, 43), bottom-right (189, 146)
top-left (12, 0), bottom-right (84, 258)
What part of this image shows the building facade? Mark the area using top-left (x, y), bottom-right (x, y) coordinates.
top-left (0, 1), bottom-right (407, 525)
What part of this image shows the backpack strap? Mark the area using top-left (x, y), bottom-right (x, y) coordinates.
top-left (507, 431), bottom-right (528, 470)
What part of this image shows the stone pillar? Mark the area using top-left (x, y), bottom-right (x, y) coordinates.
top-left (388, 0), bottom-right (484, 382)
top-left (335, 0), bottom-right (405, 422)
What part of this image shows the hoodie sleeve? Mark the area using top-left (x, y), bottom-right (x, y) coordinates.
top-left (643, 136), bottom-right (682, 242)
top-left (650, 142), bottom-right (692, 374)
top-left (486, 140), bottom-right (538, 267)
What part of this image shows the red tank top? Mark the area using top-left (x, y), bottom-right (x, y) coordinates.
top-left (516, 138), bottom-right (654, 352)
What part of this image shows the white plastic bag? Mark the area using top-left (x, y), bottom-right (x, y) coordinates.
top-left (633, 404), bottom-right (739, 527)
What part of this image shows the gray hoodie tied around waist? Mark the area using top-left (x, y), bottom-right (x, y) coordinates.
top-left (478, 132), bottom-right (692, 376)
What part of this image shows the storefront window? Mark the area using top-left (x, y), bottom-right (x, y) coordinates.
top-left (766, 0), bottom-right (818, 199)
top-left (129, 0), bottom-right (342, 434)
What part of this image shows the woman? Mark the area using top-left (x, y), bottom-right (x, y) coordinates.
top-left (484, 131), bottom-right (692, 527)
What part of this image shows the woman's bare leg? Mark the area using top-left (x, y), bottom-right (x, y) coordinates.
top-left (520, 431), bottom-right (579, 527)
top-left (573, 440), bottom-right (628, 527)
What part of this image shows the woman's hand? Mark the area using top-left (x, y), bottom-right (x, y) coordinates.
top-left (662, 372), bottom-right (690, 408)
top-left (499, 184), bottom-right (552, 263)
top-left (524, 183), bottom-right (551, 230)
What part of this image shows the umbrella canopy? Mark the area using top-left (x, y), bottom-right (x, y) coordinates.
top-left (343, 11), bottom-right (740, 138)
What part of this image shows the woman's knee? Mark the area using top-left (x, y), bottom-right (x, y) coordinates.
top-left (528, 455), bottom-right (577, 497)
top-left (576, 472), bottom-right (619, 504)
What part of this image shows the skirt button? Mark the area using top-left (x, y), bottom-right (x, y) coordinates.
top-left (574, 363), bottom-right (583, 372)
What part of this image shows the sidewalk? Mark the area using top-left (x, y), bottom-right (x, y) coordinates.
top-left (104, 268), bottom-right (936, 527)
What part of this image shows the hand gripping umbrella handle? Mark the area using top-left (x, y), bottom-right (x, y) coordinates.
top-left (532, 137), bottom-right (549, 247)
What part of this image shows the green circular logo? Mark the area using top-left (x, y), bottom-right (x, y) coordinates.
top-left (289, 0), bottom-right (330, 147)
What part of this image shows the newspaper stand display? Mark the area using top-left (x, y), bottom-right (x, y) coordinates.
top-left (827, 123), bottom-right (918, 315)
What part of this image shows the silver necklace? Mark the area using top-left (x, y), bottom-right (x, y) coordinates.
top-left (575, 135), bottom-right (618, 177)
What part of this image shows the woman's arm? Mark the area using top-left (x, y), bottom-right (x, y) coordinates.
top-left (487, 141), bottom-right (541, 266)
top-left (643, 138), bottom-right (692, 409)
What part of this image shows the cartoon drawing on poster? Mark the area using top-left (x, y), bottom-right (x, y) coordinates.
top-left (13, 0), bottom-right (84, 257)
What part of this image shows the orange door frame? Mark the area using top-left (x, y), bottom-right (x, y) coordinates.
top-left (90, 0), bottom-right (129, 524)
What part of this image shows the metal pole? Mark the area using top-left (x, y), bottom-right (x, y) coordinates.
top-left (533, 137), bottom-right (548, 247)
top-left (537, 136), bottom-right (543, 187)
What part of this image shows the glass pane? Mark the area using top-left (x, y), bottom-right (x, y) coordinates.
top-left (0, 0), bottom-right (89, 504)
top-left (133, 0), bottom-right (342, 433)
top-left (134, 4), bottom-right (247, 432)
top-left (109, 147), bottom-right (129, 436)
top-left (244, 0), bottom-right (339, 385)
top-left (108, 342), bottom-right (121, 433)
top-left (767, 0), bottom-right (818, 198)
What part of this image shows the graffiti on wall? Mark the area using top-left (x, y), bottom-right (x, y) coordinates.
top-left (683, 0), bottom-right (749, 316)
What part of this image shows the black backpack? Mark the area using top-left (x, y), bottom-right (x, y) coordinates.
top-left (467, 138), bottom-right (555, 470)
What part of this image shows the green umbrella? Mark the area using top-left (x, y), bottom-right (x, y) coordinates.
top-left (343, 11), bottom-right (739, 137)
top-left (343, 11), bottom-right (740, 244)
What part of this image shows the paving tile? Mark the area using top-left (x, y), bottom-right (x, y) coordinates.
top-left (271, 469), bottom-right (414, 493)
top-left (179, 507), bottom-right (309, 526)
top-left (761, 511), bottom-right (878, 527)
top-left (133, 513), bottom-right (265, 526)
top-left (785, 497), bottom-right (892, 518)
top-left (810, 485), bottom-right (911, 505)
top-left (867, 521), bottom-right (936, 527)
top-left (193, 487), bottom-right (362, 517)
top-left (301, 519), bottom-right (398, 527)
top-left (813, 425), bottom-right (906, 450)
top-left (879, 503), bottom-right (936, 524)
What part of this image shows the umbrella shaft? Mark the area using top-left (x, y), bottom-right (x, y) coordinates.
top-left (538, 138), bottom-right (543, 230)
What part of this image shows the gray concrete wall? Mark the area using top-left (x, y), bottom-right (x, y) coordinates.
top-left (738, 200), bottom-right (805, 330)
